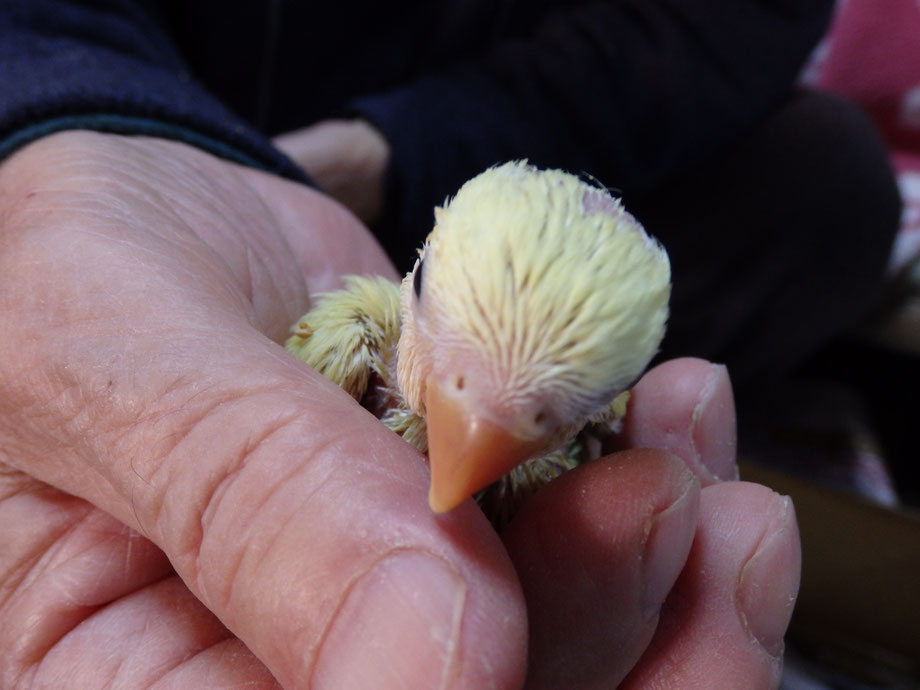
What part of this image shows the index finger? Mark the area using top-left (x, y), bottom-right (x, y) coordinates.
top-left (616, 357), bottom-right (739, 484)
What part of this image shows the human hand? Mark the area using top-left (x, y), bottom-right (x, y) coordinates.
top-left (505, 359), bottom-right (800, 688)
top-left (273, 119), bottom-right (390, 226)
top-left (0, 132), bottom-right (798, 688)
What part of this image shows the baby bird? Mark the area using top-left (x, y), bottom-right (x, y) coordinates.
top-left (286, 161), bottom-right (670, 528)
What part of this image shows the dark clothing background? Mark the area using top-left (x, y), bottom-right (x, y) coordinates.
top-left (0, 0), bottom-right (901, 388)
top-left (1, 0), bottom-right (834, 242)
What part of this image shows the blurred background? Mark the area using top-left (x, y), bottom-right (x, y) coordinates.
top-left (742, 2), bottom-right (920, 687)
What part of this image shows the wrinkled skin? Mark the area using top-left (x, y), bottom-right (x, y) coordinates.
top-left (0, 132), bottom-right (799, 689)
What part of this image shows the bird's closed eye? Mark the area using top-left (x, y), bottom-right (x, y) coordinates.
top-left (413, 258), bottom-right (425, 299)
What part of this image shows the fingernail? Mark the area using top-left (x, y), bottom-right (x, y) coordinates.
top-left (737, 495), bottom-right (800, 657)
top-left (641, 478), bottom-right (698, 620)
top-left (312, 551), bottom-right (465, 689)
top-left (691, 363), bottom-right (738, 482)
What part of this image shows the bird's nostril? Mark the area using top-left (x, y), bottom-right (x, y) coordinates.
top-left (455, 375), bottom-right (465, 391)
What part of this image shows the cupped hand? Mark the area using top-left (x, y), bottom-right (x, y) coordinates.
top-left (0, 132), bottom-right (799, 689)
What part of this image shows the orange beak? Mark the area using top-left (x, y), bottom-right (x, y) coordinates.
top-left (425, 378), bottom-right (545, 513)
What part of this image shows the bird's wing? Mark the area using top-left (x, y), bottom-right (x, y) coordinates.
top-left (285, 275), bottom-right (401, 402)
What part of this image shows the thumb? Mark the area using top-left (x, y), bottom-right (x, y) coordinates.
top-left (141, 333), bottom-right (528, 689)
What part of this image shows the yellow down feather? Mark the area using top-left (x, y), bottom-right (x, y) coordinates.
top-left (397, 160), bottom-right (670, 424)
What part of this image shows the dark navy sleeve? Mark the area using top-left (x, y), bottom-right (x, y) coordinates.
top-left (0, 0), bottom-right (305, 181)
top-left (351, 0), bottom-right (834, 263)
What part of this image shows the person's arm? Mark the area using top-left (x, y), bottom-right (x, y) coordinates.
top-left (346, 0), bottom-right (834, 262)
top-left (0, 0), bottom-right (303, 180)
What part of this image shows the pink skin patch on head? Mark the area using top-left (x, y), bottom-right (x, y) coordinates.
top-left (580, 187), bottom-right (655, 251)
top-left (581, 188), bottom-right (621, 217)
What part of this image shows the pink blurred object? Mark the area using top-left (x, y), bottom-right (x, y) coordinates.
top-left (802, 0), bottom-right (920, 275)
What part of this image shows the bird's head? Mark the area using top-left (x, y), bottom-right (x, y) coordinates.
top-left (397, 161), bottom-right (670, 513)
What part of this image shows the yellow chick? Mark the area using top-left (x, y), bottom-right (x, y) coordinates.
top-left (287, 161), bottom-right (670, 526)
